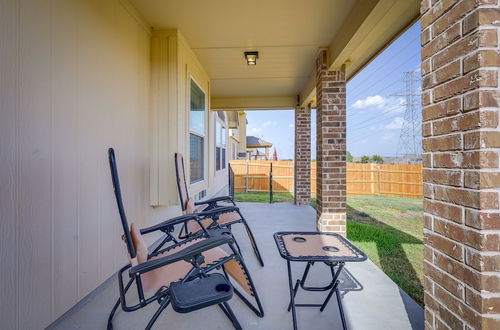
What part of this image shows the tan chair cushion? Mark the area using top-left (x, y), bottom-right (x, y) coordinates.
top-left (130, 223), bottom-right (148, 265)
top-left (185, 205), bottom-right (241, 233)
top-left (128, 223), bottom-right (252, 294)
top-left (184, 197), bottom-right (196, 215)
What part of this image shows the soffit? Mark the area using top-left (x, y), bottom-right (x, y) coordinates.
top-left (129, 0), bottom-right (356, 98)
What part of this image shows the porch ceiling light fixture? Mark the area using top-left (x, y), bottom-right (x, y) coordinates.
top-left (244, 51), bottom-right (259, 66)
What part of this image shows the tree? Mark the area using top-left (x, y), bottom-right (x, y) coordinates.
top-left (360, 155), bottom-right (371, 163)
top-left (372, 155), bottom-right (384, 164)
top-left (346, 151), bottom-right (353, 163)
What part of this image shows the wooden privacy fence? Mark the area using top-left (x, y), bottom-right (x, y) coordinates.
top-left (229, 160), bottom-right (423, 199)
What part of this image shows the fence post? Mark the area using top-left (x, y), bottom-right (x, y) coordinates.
top-left (269, 162), bottom-right (273, 203)
top-left (245, 161), bottom-right (249, 193)
top-left (370, 163), bottom-right (375, 196)
top-left (228, 163), bottom-right (234, 199)
top-left (377, 165), bottom-right (381, 196)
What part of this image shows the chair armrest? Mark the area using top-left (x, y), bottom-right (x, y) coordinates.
top-left (194, 196), bottom-right (234, 206)
top-left (195, 206), bottom-right (239, 219)
top-left (140, 214), bottom-right (200, 235)
top-left (129, 233), bottom-right (233, 277)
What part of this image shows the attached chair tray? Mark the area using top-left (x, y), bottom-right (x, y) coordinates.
top-left (170, 273), bottom-right (233, 313)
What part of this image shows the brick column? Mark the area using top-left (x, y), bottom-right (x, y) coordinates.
top-left (315, 50), bottom-right (347, 235)
top-left (294, 105), bottom-right (311, 205)
top-left (421, 1), bottom-right (500, 329)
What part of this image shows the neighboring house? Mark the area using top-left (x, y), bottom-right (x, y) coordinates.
top-left (227, 111), bottom-right (248, 160)
top-left (384, 154), bottom-right (422, 164)
top-left (246, 136), bottom-right (273, 160)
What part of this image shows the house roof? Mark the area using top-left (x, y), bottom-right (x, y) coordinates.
top-left (246, 136), bottom-right (272, 148)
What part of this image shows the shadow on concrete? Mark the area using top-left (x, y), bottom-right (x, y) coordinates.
top-left (346, 205), bottom-right (424, 330)
top-left (338, 267), bottom-right (364, 298)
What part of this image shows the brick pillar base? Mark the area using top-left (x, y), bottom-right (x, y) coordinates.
top-left (421, 0), bottom-right (500, 329)
top-left (315, 50), bottom-right (347, 235)
top-left (294, 106), bottom-right (311, 205)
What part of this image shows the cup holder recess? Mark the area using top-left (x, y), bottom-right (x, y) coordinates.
top-left (215, 283), bottom-right (231, 292)
top-left (322, 246), bottom-right (339, 252)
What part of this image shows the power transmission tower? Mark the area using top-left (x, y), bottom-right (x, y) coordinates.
top-left (392, 71), bottom-right (421, 158)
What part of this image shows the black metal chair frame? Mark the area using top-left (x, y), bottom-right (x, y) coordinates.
top-left (175, 152), bottom-right (264, 267)
top-left (274, 231), bottom-right (367, 330)
top-left (107, 149), bottom-right (264, 330)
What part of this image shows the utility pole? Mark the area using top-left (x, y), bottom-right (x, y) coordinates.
top-left (392, 71), bottom-right (421, 158)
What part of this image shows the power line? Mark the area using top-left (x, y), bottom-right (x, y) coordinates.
top-left (348, 113), bottom-right (404, 141)
top-left (348, 117), bottom-right (401, 142)
top-left (352, 54), bottom-right (420, 98)
top-left (349, 75), bottom-right (405, 108)
top-left (348, 34), bottom-right (420, 96)
top-left (348, 105), bottom-right (404, 131)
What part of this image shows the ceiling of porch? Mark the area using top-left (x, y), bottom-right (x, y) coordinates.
top-left (129, 0), bottom-right (420, 108)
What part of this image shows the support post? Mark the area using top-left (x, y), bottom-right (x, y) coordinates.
top-left (315, 50), bottom-right (347, 235)
top-left (421, 1), bottom-right (500, 329)
top-left (294, 105), bottom-right (312, 205)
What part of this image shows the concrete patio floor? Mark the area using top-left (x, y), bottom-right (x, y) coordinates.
top-left (49, 202), bottom-right (424, 330)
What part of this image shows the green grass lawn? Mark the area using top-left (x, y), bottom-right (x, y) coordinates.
top-left (235, 192), bottom-right (424, 306)
top-left (234, 191), bottom-right (294, 203)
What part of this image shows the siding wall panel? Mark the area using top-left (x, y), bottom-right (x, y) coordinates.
top-left (0, 0), bottom-right (20, 328)
top-left (0, 0), bottom-right (182, 328)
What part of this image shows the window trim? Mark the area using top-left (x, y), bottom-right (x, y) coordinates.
top-left (215, 112), bottom-right (227, 172)
top-left (189, 77), bottom-right (207, 185)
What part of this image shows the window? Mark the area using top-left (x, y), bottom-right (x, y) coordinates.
top-left (189, 79), bottom-right (206, 183)
top-left (215, 111), bottom-right (227, 171)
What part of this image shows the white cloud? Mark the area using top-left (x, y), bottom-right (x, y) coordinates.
top-left (288, 123), bottom-right (295, 128)
top-left (352, 95), bottom-right (385, 109)
top-left (263, 121), bottom-right (274, 127)
top-left (351, 95), bottom-right (405, 114)
top-left (385, 117), bottom-right (405, 130)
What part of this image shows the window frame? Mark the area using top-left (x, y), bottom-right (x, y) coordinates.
top-left (188, 77), bottom-right (207, 185)
top-left (215, 112), bottom-right (227, 172)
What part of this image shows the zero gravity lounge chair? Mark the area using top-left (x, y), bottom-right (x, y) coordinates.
top-left (107, 149), bottom-right (264, 330)
top-left (175, 153), bottom-right (264, 267)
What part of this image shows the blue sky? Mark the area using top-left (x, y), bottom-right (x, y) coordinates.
top-left (245, 22), bottom-right (421, 159)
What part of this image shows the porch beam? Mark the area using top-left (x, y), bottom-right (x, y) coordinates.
top-left (299, 0), bottom-right (420, 108)
top-left (211, 95), bottom-right (297, 111)
top-left (328, 0), bottom-right (420, 75)
top-left (315, 50), bottom-right (347, 235)
top-left (294, 105), bottom-right (311, 205)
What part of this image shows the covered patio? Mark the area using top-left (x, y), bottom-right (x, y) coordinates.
top-left (48, 202), bottom-right (423, 330)
top-left (2, 0), bottom-right (500, 329)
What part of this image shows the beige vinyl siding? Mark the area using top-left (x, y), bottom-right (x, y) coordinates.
top-left (0, 0), bottom-right (179, 328)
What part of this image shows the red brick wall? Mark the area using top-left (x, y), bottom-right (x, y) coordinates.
top-left (421, 0), bottom-right (500, 329)
top-left (315, 50), bottom-right (347, 234)
top-left (294, 105), bottom-right (311, 205)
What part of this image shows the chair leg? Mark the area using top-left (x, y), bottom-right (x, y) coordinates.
top-left (107, 298), bottom-right (121, 330)
top-left (335, 287), bottom-right (348, 330)
top-left (239, 215), bottom-right (264, 267)
top-left (145, 296), bottom-right (171, 330)
top-left (218, 302), bottom-right (242, 330)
